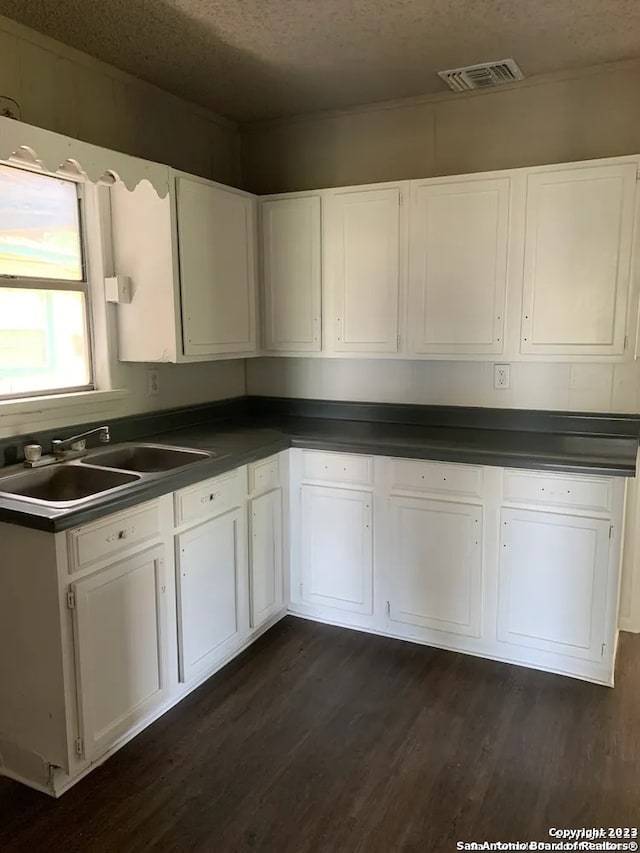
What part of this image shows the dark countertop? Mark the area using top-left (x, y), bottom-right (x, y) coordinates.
top-left (0, 414), bottom-right (637, 533)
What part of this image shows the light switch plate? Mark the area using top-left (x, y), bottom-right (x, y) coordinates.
top-left (494, 363), bottom-right (511, 390)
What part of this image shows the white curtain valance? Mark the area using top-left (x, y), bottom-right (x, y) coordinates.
top-left (0, 116), bottom-right (170, 197)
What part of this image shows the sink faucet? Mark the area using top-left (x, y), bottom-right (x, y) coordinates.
top-left (23, 426), bottom-right (110, 468)
top-left (52, 426), bottom-right (110, 457)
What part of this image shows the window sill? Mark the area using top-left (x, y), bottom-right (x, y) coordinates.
top-left (0, 389), bottom-right (130, 438)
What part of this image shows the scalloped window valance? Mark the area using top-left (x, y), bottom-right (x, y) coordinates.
top-left (0, 116), bottom-right (170, 197)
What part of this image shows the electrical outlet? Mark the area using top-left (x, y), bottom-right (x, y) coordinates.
top-left (494, 363), bottom-right (511, 390)
top-left (146, 369), bottom-right (160, 396)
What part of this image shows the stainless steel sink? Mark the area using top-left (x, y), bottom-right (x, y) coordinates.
top-left (82, 443), bottom-right (212, 473)
top-left (0, 465), bottom-right (141, 507)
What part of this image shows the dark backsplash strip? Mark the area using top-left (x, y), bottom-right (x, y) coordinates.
top-left (0, 396), bottom-right (250, 468)
top-left (2, 394), bottom-right (639, 469)
top-left (249, 396), bottom-right (640, 437)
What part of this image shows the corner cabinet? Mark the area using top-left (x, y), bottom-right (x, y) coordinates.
top-left (520, 162), bottom-right (637, 356)
top-left (387, 496), bottom-right (483, 638)
top-left (111, 170), bottom-right (258, 362)
top-left (290, 450), bottom-right (375, 627)
top-left (323, 185), bottom-right (406, 354)
top-left (300, 484), bottom-right (373, 614)
top-left (260, 194), bottom-right (322, 352)
top-left (409, 176), bottom-right (510, 355)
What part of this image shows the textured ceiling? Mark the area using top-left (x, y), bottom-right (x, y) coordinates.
top-left (2, 0), bottom-right (640, 121)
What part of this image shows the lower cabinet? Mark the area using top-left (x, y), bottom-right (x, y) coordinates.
top-left (300, 484), bottom-right (373, 615)
top-left (176, 508), bottom-right (246, 684)
top-left (71, 545), bottom-right (168, 763)
top-left (249, 488), bottom-right (284, 629)
top-left (0, 449), bottom-right (627, 799)
top-left (387, 496), bottom-right (483, 638)
top-left (497, 508), bottom-right (612, 662)
top-left (289, 450), bottom-right (625, 687)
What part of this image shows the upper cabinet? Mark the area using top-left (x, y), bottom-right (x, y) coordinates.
top-left (324, 186), bottom-right (405, 353)
top-left (110, 152), bottom-right (639, 364)
top-left (409, 176), bottom-right (510, 355)
top-left (260, 195), bottom-right (322, 352)
top-left (177, 176), bottom-right (257, 357)
top-left (111, 171), bottom-right (258, 363)
top-left (520, 163), bottom-right (637, 356)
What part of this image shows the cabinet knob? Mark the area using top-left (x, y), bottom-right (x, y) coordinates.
top-left (107, 526), bottom-right (134, 543)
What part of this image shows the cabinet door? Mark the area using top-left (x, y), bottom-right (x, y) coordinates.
top-left (249, 488), bottom-right (284, 629)
top-left (498, 508), bottom-right (611, 661)
top-left (300, 485), bottom-right (373, 614)
top-left (176, 509), bottom-right (246, 683)
top-left (72, 546), bottom-right (167, 762)
top-left (324, 187), bottom-right (402, 353)
top-left (388, 497), bottom-right (482, 637)
top-left (177, 176), bottom-right (257, 356)
top-left (261, 196), bottom-right (321, 352)
top-left (521, 163), bottom-right (636, 355)
top-left (409, 177), bottom-right (510, 354)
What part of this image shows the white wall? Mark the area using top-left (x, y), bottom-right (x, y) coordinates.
top-left (246, 359), bottom-right (640, 413)
top-left (0, 15), bottom-right (246, 433)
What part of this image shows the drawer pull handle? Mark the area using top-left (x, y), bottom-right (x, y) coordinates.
top-left (201, 492), bottom-right (218, 504)
top-left (106, 526), bottom-right (134, 543)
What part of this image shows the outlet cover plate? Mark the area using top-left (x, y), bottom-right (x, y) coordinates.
top-left (494, 363), bottom-right (511, 390)
top-left (146, 369), bottom-right (160, 396)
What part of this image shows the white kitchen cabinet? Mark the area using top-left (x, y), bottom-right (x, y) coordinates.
top-left (249, 488), bottom-right (284, 629)
top-left (0, 447), bottom-right (631, 799)
top-left (71, 545), bottom-right (168, 763)
top-left (520, 163), bottom-right (637, 356)
top-left (110, 171), bottom-right (257, 362)
top-left (176, 508), bottom-right (247, 684)
top-left (409, 176), bottom-right (510, 354)
top-left (497, 508), bottom-right (612, 661)
top-left (324, 186), bottom-right (404, 353)
top-left (300, 484), bottom-right (373, 615)
top-left (261, 195), bottom-right (322, 352)
top-left (387, 496), bottom-right (483, 638)
top-left (177, 175), bottom-right (257, 356)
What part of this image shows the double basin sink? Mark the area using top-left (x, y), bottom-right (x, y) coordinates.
top-left (0, 444), bottom-right (216, 508)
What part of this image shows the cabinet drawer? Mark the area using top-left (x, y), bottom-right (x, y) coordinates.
top-left (175, 468), bottom-right (245, 527)
top-left (503, 470), bottom-right (613, 513)
top-left (68, 500), bottom-right (162, 573)
top-left (301, 450), bottom-right (373, 486)
top-left (249, 455), bottom-right (280, 495)
top-left (390, 458), bottom-right (483, 498)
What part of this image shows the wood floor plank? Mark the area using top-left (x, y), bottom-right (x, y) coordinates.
top-left (0, 618), bottom-right (638, 853)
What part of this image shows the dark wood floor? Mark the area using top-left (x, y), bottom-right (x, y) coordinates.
top-left (1, 618), bottom-right (639, 853)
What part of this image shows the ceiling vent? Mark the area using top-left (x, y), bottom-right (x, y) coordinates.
top-left (438, 58), bottom-right (524, 93)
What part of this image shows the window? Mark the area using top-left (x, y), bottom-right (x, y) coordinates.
top-left (0, 163), bottom-right (92, 400)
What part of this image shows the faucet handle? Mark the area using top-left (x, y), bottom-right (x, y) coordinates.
top-left (69, 440), bottom-right (87, 452)
top-left (24, 443), bottom-right (42, 463)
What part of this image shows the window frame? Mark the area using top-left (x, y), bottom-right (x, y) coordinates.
top-left (0, 161), bottom-right (96, 402)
